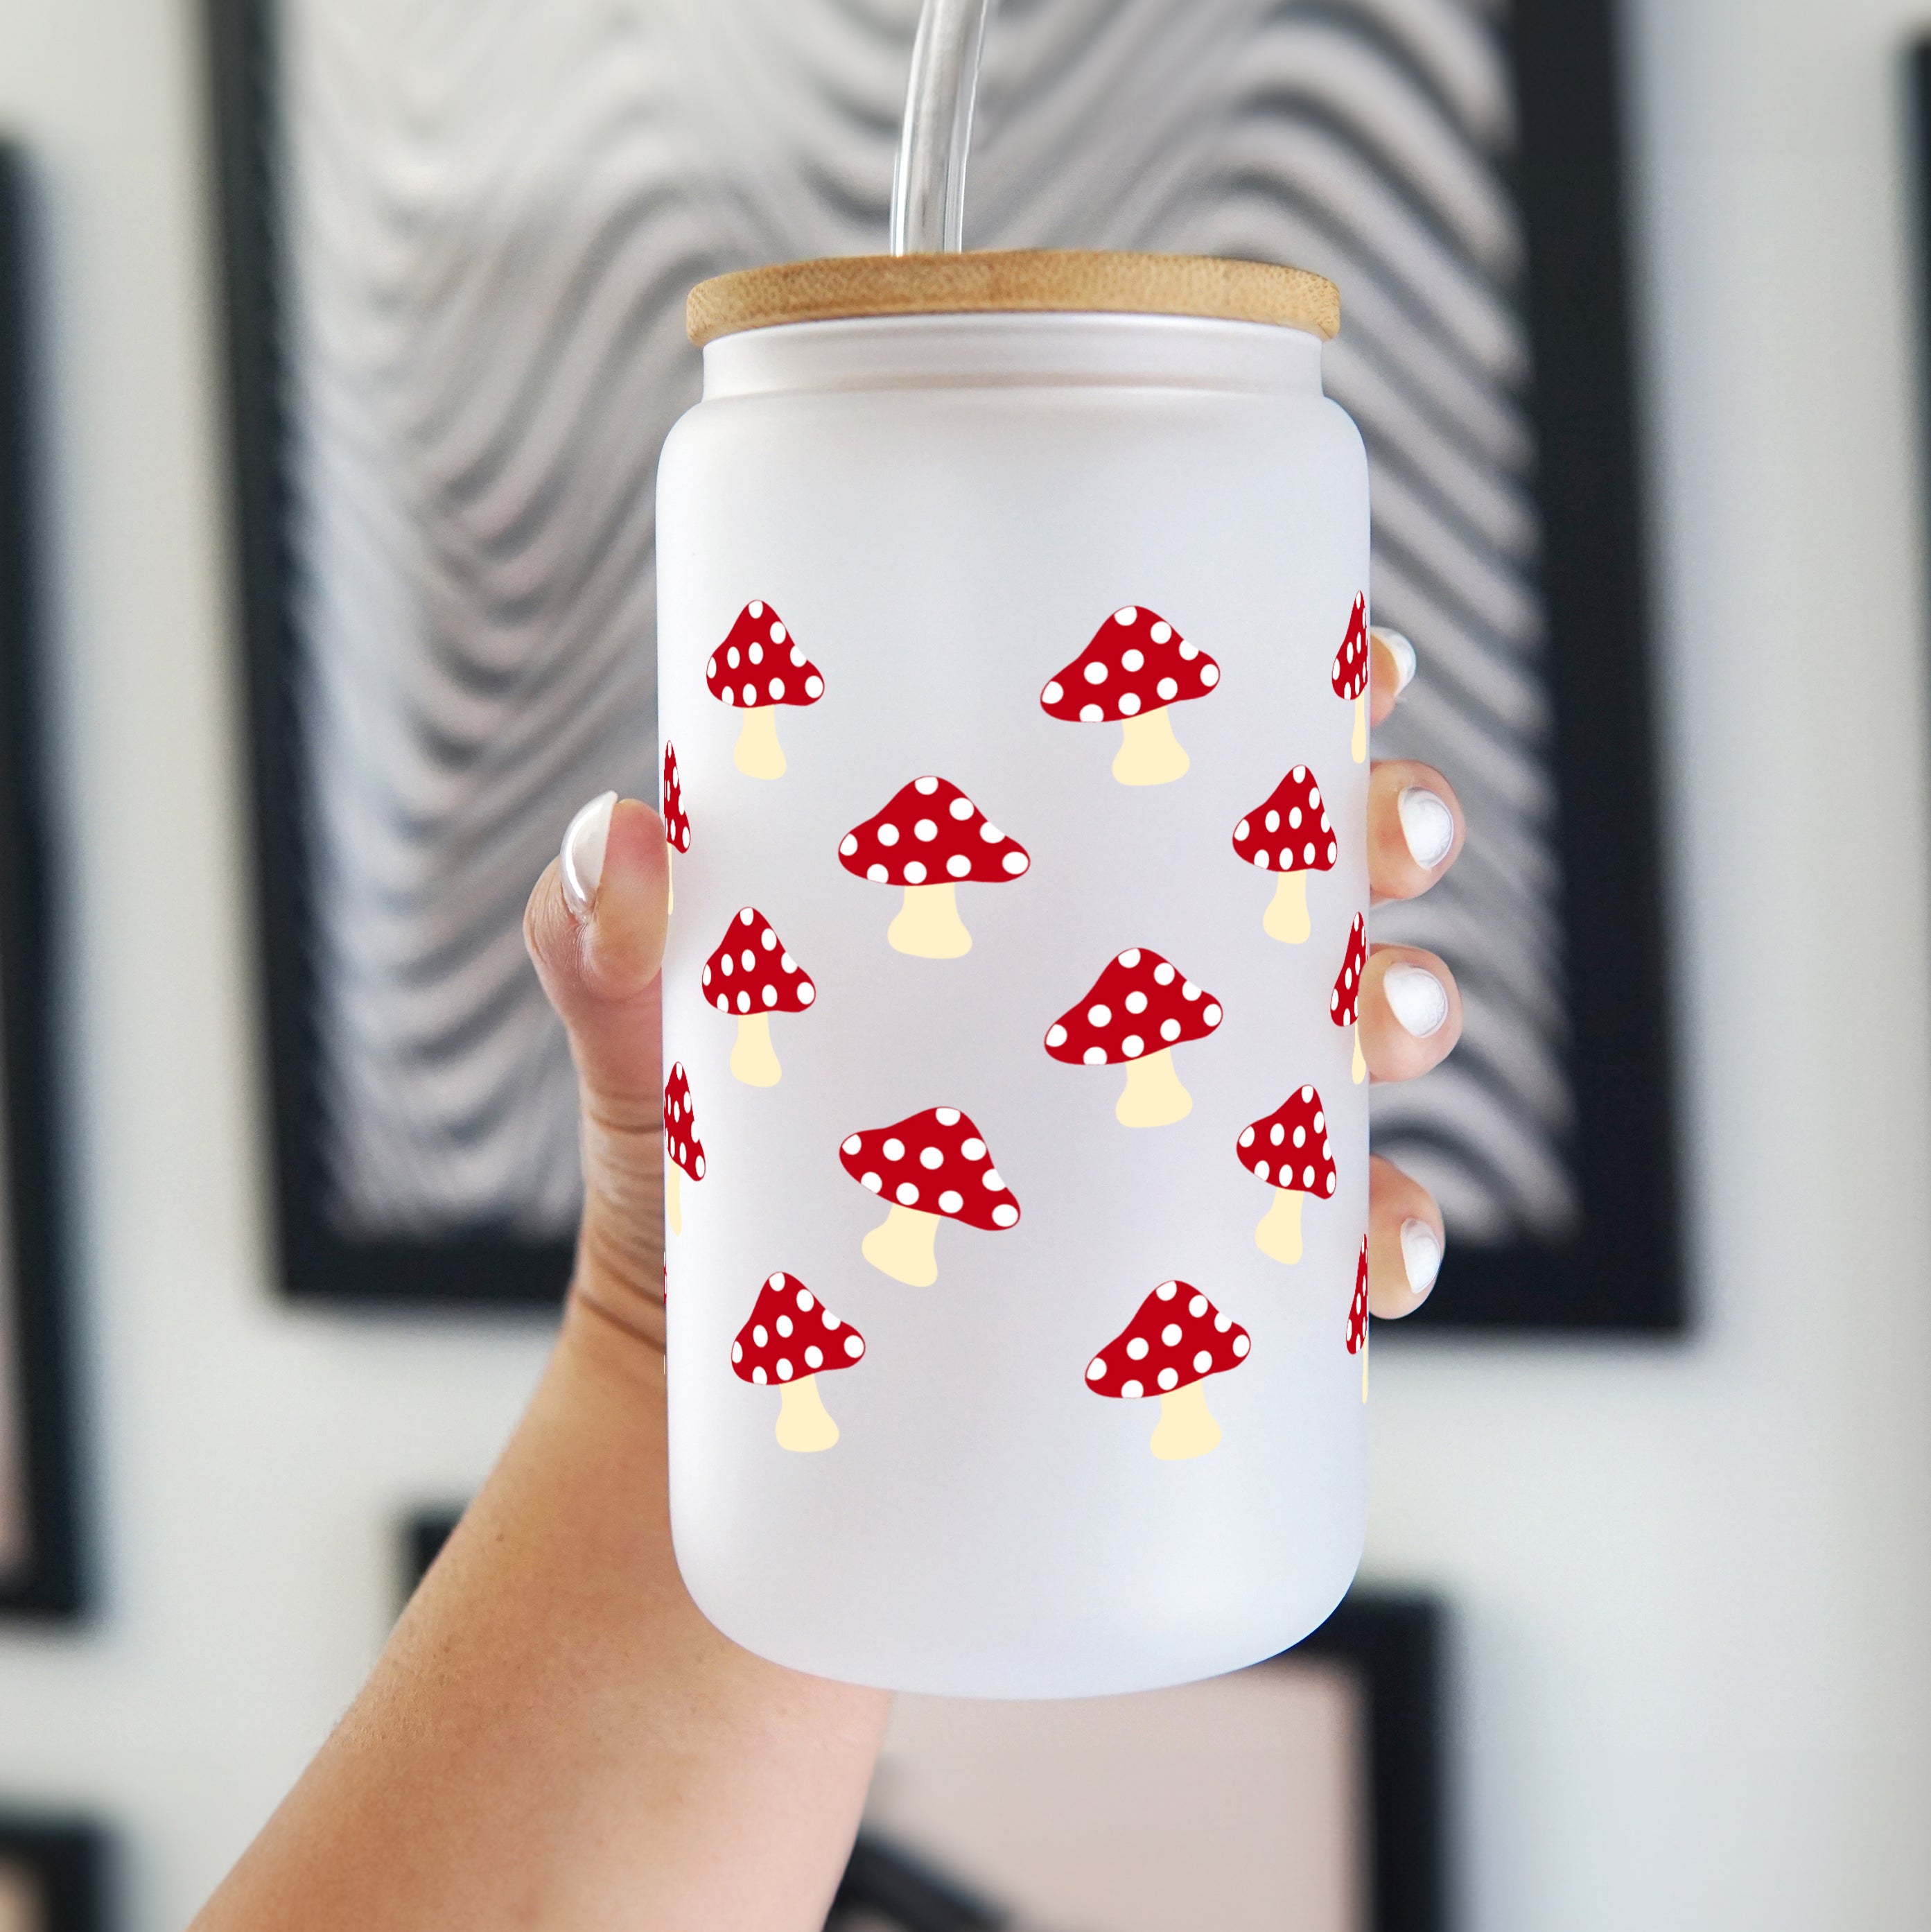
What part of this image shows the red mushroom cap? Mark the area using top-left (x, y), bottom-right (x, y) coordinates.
top-left (1331, 593), bottom-right (1369, 700)
top-left (1045, 948), bottom-right (1223, 1067)
top-left (838, 1106), bottom-right (1020, 1231)
top-left (702, 907), bottom-right (816, 1017)
top-left (837, 776), bottom-right (1030, 889)
top-left (1085, 1280), bottom-right (1250, 1400)
top-left (1330, 914), bottom-right (1367, 1029)
top-left (1346, 1237), bottom-right (1369, 1355)
top-left (731, 1272), bottom-right (865, 1386)
top-left (1039, 606), bottom-right (1221, 724)
top-left (1231, 765), bottom-right (1335, 875)
top-left (1237, 1085), bottom-right (1336, 1198)
top-left (663, 1061), bottom-right (705, 1183)
top-left (705, 601), bottom-right (825, 712)
top-left (662, 741), bottom-right (690, 854)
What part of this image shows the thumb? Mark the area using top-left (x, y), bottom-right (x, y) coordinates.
top-left (525, 794), bottom-right (670, 1314)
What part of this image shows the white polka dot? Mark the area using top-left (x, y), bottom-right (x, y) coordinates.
top-left (735, 992), bottom-right (750, 1013)
top-left (796, 982), bottom-right (814, 1005)
top-left (1235, 817), bottom-right (1251, 842)
top-left (1046, 1023), bottom-right (1068, 1048)
top-left (1126, 1337), bottom-right (1149, 1360)
top-left (1088, 1357), bottom-right (1108, 1381)
top-left (1194, 1350), bottom-right (1212, 1373)
top-left (919, 1146), bottom-right (944, 1170)
top-left (1042, 680), bottom-right (1064, 704)
top-left (1121, 1380), bottom-right (1144, 1399)
top-left (1239, 1126), bottom-right (1256, 1147)
top-left (1121, 1035), bottom-right (1144, 1059)
top-left (1255, 1160), bottom-right (1270, 1183)
top-left (895, 1182), bottom-right (920, 1206)
top-left (982, 1167), bottom-right (1003, 1189)
top-left (776, 1314), bottom-right (793, 1337)
top-left (804, 675), bottom-right (823, 698)
top-left (762, 983), bottom-right (778, 1007)
top-left (839, 834), bottom-right (858, 856)
top-left (882, 1138), bottom-right (905, 1160)
top-left (842, 1134), bottom-right (862, 1155)
top-left (938, 1190), bottom-right (963, 1213)
top-left (1203, 1004), bottom-right (1222, 1026)
top-left (1162, 1323), bottom-right (1182, 1346)
top-left (1150, 621), bottom-right (1171, 643)
top-left (957, 1130), bottom-right (981, 1151)
top-left (866, 864), bottom-right (887, 882)
top-left (1214, 1312), bottom-right (1231, 1332)
top-left (1156, 1282), bottom-right (1177, 1298)
top-left (947, 797), bottom-right (973, 821)
top-left (1084, 661), bottom-right (1108, 685)
top-left (1189, 1294), bottom-right (1207, 1316)
top-left (1125, 990), bottom-right (1148, 1014)
top-left (748, 641), bottom-right (763, 665)
top-left (1079, 703), bottom-right (1103, 722)
top-left (1201, 664), bottom-right (1219, 687)
top-left (1181, 980), bottom-right (1199, 1000)
top-left (1232, 1334), bottom-right (1250, 1357)
top-left (844, 1335), bottom-right (864, 1358)
top-left (1292, 1125), bottom-right (1305, 1147)
top-left (1157, 1367), bottom-right (1179, 1391)
top-left (1119, 692), bottom-right (1141, 716)
top-left (805, 1346), bottom-right (823, 1368)
top-left (991, 1203), bottom-right (1018, 1226)
top-left (915, 776), bottom-right (938, 794)
top-left (1082, 1047), bottom-right (1106, 1066)
top-left (1150, 959), bottom-right (1171, 982)
top-left (752, 1366), bottom-right (767, 1384)
top-left (937, 1108), bottom-right (961, 1126)
top-left (914, 818), bottom-right (938, 842)
top-left (1115, 607), bottom-right (1137, 625)
top-left (726, 646), bottom-right (740, 669)
top-left (877, 823), bottom-right (900, 846)
top-left (1088, 1003), bottom-right (1112, 1027)
top-left (1003, 851), bottom-right (1029, 874)
top-left (1160, 1018), bottom-right (1180, 1042)
top-left (776, 1358), bottom-right (793, 1381)
top-left (1157, 677), bottom-right (1178, 700)
top-left (947, 853), bottom-right (970, 878)
top-left (732, 1341), bottom-right (742, 1363)
top-left (753, 1325), bottom-right (768, 1346)
top-left (861, 1171), bottom-right (882, 1193)
top-left (904, 860), bottom-right (927, 883)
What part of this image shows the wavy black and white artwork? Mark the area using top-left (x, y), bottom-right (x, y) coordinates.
top-left (217, 0), bottom-right (1677, 1321)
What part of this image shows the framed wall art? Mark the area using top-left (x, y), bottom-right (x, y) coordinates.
top-left (0, 1818), bottom-right (107, 1932)
top-left (402, 1513), bottom-right (1442, 1932)
top-left (0, 143), bottom-right (82, 1619)
top-left (209, 0), bottom-right (1677, 1325)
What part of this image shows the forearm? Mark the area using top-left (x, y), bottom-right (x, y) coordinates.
top-left (193, 1298), bottom-right (890, 1931)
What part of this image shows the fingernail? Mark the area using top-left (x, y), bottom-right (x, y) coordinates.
top-left (1383, 961), bottom-right (1450, 1039)
top-left (1373, 627), bottom-right (1417, 695)
top-left (1400, 1219), bottom-right (1443, 1296)
top-left (560, 791), bottom-right (618, 921)
top-left (1397, 785), bottom-right (1456, 870)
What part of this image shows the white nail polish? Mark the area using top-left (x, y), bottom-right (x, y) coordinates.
top-left (1397, 786), bottom-right (1456, 870)
top-left (1399, 1219), bottom-right (1442, 1296)
top-left (560, 791), bottom-right (618, 921)
top-left (1372, 627), bottom-right (1417, 695)
top-left (1383, 961), bottom-right (1450, 1039)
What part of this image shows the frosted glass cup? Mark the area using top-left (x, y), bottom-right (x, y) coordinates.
top-left (656, 252), bottom-right (1373, 1698)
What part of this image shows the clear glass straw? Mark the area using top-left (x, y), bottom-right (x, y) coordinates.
top-left (890, 0), bottom-right (997, 254)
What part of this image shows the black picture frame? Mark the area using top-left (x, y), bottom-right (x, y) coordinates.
top-left (0, 143), bottom-right (82, 1619)
top-left (403, 1512), bottom-right (1442, 1932)
top-left (0, 1816), bottom-right (110, 1932)
top-left (207, 0), bottom-right (1677, 1328)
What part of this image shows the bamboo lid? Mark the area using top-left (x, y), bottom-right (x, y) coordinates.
top-left (687, 250), bottom-right (1340, 347)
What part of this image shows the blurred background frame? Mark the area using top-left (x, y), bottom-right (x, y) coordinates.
top-left (405, 1510), bottom-right (1442, 1932)
top-left (0, 143), bottom-right (82, 1621)
top-left (0, 1816), bottom-right (107, 1932)
top-left (207, 0), bottom-right (1679, 1330)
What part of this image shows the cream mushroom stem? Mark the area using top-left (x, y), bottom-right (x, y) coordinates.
top-left (1149, 1379), bottom-right (1222, 1461)
top-left (1263, 869), bottom-right (1311, 945)
top-left (1115, 1047), bottom-right (1194, 1128)
top-left (666, 1163), bottom-right (684, 1237)
top-left (1255, 1187), bottom-right (1304, 1264)
top-left (730, 1012), bottom-right (783, 1087)
top-left (862, 1203), bottom-right (941, 1285)
top-left (775, 1375), bottom-right (839, 1452)
top-left (1352, 1022), bottom-right (1366, 1086)
top-left (1112, 706), bottom-right (1190, 786)
top-left (1351, 690), bottom-right (1367, 764)
top-left (733, 704), bottom-right (787, 780)
top-left (888, 880), bottom-right (972, 958)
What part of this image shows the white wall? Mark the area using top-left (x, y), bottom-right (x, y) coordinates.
top-left (1, 1), bottom-right (1928, 1928)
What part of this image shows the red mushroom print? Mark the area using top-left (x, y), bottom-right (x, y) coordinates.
top-left (1345, 1235), bottom-right (1369, 1402)
top-left (1085, 1280), bottom-right (1250, 1461)
top-left (1237, 1085), bottom-right (1336, 1264)
top-left (731, 1271), bottom-right (866, 1452)
top-left (661, 740), bottom-right (691, 912)
top-left (705, 600), bottom-right (824, 779)
top-left (661, 1061), bottom-right (705, 1236)
top-left (1333, 593), bottom-right (1370, 763)
top-left (702, 907), bottom-right (816, 1087)
top-left (1230, 764), bottom-right (1336, 944)
top-left (838, 776), bottom-right (1031, 959)
top-left (839, 1105), bottom-right (1020, 1285)
top-left (1039, 605), bottom-right (1221, 786)
top-left (1331, 912), bottom-right (1368, 1086)
top-left (1045, 948), bottom-right (1223, 1128)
